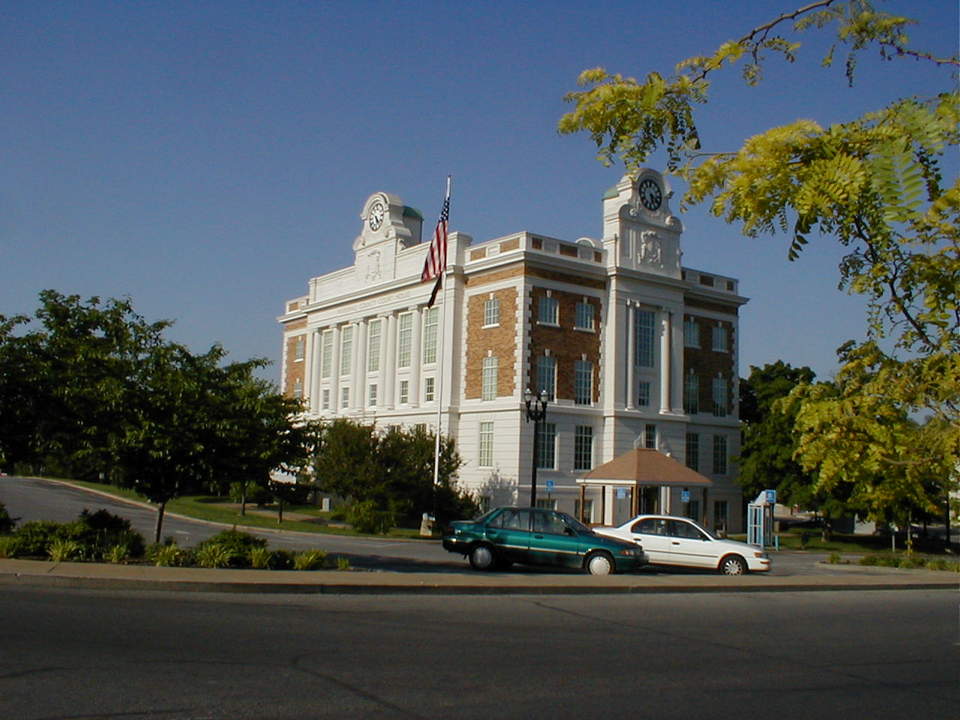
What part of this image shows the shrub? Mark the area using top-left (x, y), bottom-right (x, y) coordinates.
top-left (859, 555), bottom-right (879, 566)
top-left (347, 500), bottom-right (397, 535)
top-left (229, 481), bottom-right (273, 507)
top-left (0, 536), bottom-right (17, 558)
top-left (105, 542), bottom-right (132, 564)
top-left (248, 546), bottom-right (271, 569)
top-left (197, 530), bottom-right (265, 568)
top-left (267, 549), bottom-right (295, 570)
top-left (336, 556), bottom-right (351, 571)
top-left (195, 543), bottom-right (233, 569)
top-left (897, 554), bottom-right (925, 569)
top-left (293, 549), bottom-right (328, 571)
top-left (58, 510), bottom-right (146, 561)
top-left (0, 502), bottom-right (17, 534)
top-left (827, 552), bottom-right (842, 564)
top-left (148, 542), bottom-right (188, 567)
top-left (48, 538), bottom-right (82, 562)
top-left (12, 521), bottom-right (62, 557)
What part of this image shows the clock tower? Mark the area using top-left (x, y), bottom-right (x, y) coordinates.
top-left (602, 170), bottom-right (683, 279)
top-left (352, 191), bottom-right (424, 285)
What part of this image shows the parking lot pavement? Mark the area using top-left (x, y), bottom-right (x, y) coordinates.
top-left (1, 557), bottom-right (956, 595)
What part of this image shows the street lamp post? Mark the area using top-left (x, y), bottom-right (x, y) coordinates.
top-left (524, 387), bottom-right (549, 507)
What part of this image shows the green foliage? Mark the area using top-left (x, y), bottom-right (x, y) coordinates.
top-left (47, 538), bottom-right (82, 562)
top-left (827, 552), bottom-right (843, 564)
top-left (347, 500), bottom-right (398, 535)
top-left (229, 481), bottom-right (272, 506)
top-left (248, 546), bottom-right (271, 569)
top-left (0, 502), bottom-right (16, 534)
top-left (561, 1), bottom-right (960, 518)
top-left (147, 542), bottom-right (191, 567)
top-left (335, 556), bottom-right (351, 571)
top-left (196, 529), bottom-right (266, 568)
top-left (0, 536), bottom-right (17, 558)
top-left (293, 549), bottom-right (328, 571)
top-left (194, 543), bottom-right (233, 569)
top-left (267, 549), bottom-right (295, 570)
top-left (10, 521), bottom-right (62, 557)
top-left (105, 542), bottom-right (133, 564)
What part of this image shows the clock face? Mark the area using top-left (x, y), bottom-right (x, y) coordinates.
top-left (368, 201), bottom-right (385, 231)
top-left (638, 178), bottom-right (662, 211)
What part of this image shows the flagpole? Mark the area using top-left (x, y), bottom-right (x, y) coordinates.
top-left (432, 175), bottom-right (451, 490)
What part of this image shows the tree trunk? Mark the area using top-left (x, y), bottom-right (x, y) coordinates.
top-left (240, 482), bottom-right (247, 516)
top-left (277, 499), bottom-right (284, 526)
top-left (154, 501), bottom-right (167, 545)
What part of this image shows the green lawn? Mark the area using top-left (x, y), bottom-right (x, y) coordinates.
top-left (61, 479), bottom-right (425, 539)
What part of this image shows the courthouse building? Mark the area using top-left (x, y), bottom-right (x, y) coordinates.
top-left (279, 170), bottom-right (748, 531)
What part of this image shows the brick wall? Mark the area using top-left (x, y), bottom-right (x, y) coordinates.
top-left (464, 288), bottom-right (518, 399)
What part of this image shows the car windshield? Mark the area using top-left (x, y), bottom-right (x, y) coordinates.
top-left (557, 512), bottom-right (592, 535)
top-left (472, 509), bottom-right (499, 524)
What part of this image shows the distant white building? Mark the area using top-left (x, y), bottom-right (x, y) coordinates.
top-left (279, 171), bottom-right (749, 531)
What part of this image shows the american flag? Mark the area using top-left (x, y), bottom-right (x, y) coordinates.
top-left (422, 179), bottom-right (450, 307)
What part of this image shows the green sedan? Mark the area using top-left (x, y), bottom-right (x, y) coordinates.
top-left (442, 506), bottom-right (647, 575)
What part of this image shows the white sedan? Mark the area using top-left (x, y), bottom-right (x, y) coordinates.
top-left (595, 515), bottom-right (770, 575)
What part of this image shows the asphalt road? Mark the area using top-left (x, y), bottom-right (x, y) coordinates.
top-left (1, 475), bottom-right (829, 574)
top-left (1, 585), bottom-right (957, 719)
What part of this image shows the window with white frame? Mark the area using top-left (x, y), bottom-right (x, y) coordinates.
top-left (713, 435), bottom-right (728, 475)
top-left (684, 372), bottom-right (699, 414)
top-left (424, 376), bottom-right (435, 403)
top-left (644, 424), bottom-right (656, 449)
top-left (637, 380), bottom-right (651, 407)
top-left (397, 312), bottom-right (413, 368)
top-left (479, 421), bottom-right (494, 467)
top-left (574, 425), bottom-right (593, 470)
top-left (574, 359), bottom-right (593, 405)
top-left (482, 356), bottom-right (498, 400)
top-left (320, 330), bottom-right (333, 379)
top-left (537, 355), bottom-right (556, 401)
top-left (293, 377), bottom-right (303, 399)
top-left (712, 323), bottom-right (729, 352)
top-left (340, 386), bottom-right (350, 409)
top-left (367, 319), bottom-right (381, 373)
top-left (635, 310), bottom-right (655, 367)
top-left (537, 422), bottom-right (556, 469)
top-left (294, 336), bottom-right (305, 361)
top-left (574, 300), bottom-right (594, 331)
top-left (483, 296), bottom-right (500, 327)
top-left (368, 383), bottom-right (378, 407)
top-left (574, 498), bottom-right (594, 523)
top-left (422, 307), bottom-right (439, 364)
top-left (399, 379), bottom-right (409, 405)
top-left (322, 388), bottom-right (330, 410)
top-left (686, 432), bottom-right (699, 470)
top-left (712, 375), bottom-right (728, 417)
top-left (339, 326), bottom-right (353, 376)
top-left (538, 294), bottom-right (558, 325)
top-left (684, 317), bottom-right (700, 348)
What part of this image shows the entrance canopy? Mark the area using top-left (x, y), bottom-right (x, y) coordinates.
top-left (577, 448), bottom-right (713, 488)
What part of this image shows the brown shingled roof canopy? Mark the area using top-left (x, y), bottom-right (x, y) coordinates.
top-left (580, 448), bottom-right (713, 487)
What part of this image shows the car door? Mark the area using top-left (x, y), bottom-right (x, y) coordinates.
top-left (526, 510), bottom-right (583, 569)
top-left (483, 508), bottom-right (532, 563)
top-left (627, 517), bottom-right (672, 564)
top-left (662, 519), bottom-right (716, 568)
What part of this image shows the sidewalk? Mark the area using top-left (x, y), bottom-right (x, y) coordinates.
top-left (1, 558), bottom-right (957, 595)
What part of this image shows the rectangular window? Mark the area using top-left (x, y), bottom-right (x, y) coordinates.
top-left (340, 386), bottom-right (350, 409)
top-left (574, 425), bottom-right (593, 471)
top-left (635, 310), bottom-right (655, 368)
top-left (368, 383), bottom-right (377, 407)
top-left (684, 373), bottom-right (699, 414)
top-left (397, 313), bottom-right (413, 368)
top-left (293, 377), bottom-right (303, 399)
top-left (637, 380), bottom-right (651, 407)
top-left (483, 297), bottom-right (500, 327)
top-left (322, 388), bottom-right (330, 410)
top-left (644, 424), bottom-right (656, 449)
top-left (424, 376), bottom-right (435, 403)
top-left (574, 498), bottom-right (594, 523)
top-left (479, 422), bottom-right (494, 467)
top-left (482, 356), bottom-right (498, 400)
top-left (535, 498), bottom-right (557, 510)
top-left (712, 376), bottom-right (728, 417)
top-left (714, 500), bottom-right (729, 534)
top-left (538, 294), bottom-right (558, 325)
top-left (574, 301), bottom-right (594, 331)
top-left (574, 360), bottom-right (593, 405)
top-left (713, 435), bottom-right (728, 475)
top-left (687, 500), bottom-right (700, 522)
top-left (537, 355), bottom-right (556, 401)
top-left (422, 307), bottom-right (439, 364)
top-left (712, 324), bottom-right (728, 352)
top-left (685, 432), bottom-right (699, 471)
top-left (294, 336), bottom-right (305, 361)
top-left (399, 379), bottom-right (409, 405)
top-left (537, 422), bottom-right (556, 469)
top-left (339, 326), bottom-right (353, 376)
top-left (684, 317), bottom-right (699, 348)
top-left (367, 319), bottom-right (381, 373)
top-left (320, 330), bottom-right (333, 379)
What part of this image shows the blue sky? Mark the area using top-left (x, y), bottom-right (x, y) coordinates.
top-left (2, 0), bottom-right (956, 384)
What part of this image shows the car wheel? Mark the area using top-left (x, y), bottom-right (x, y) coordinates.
top-left (719, 555), bottom-right (747, 575)
top-left (469, 544), bottom-right (495, 571)
top-left (586, 552), bottom-right (614, 576)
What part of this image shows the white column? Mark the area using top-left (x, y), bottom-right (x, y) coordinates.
top-left (659, 309), bottom-right (671, 414)
top-left (384, 313), bottom-right (397, 409)
top-left (353, 320), bottom-right (366, 410)
top-left (330, 326), bottom-right (341, 414)
top-left (309, 330), bottom-right (321, 413)
top-left (626, 302), bottom-right (636, 409)
top-left (671, 310), bottom-right (684, 412)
